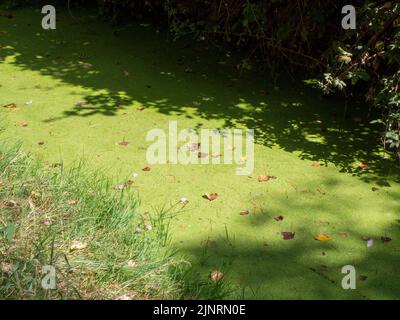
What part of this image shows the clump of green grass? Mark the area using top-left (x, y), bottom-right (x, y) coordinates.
top-left (0, 143), bottom-right (231, 299)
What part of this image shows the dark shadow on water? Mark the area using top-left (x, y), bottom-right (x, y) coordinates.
top-left (1, 8), bottom-right (399, 182)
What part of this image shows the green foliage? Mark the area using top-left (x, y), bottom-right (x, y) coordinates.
top-left (320, 1), bottom-right (400, 158)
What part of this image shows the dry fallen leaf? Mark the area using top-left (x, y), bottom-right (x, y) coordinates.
top-left (362, 235), bottom-right (371, 241)
top-left (38, 141), bottom-right (45, 146)
top-left (142, 166), bottom-right (151, 172)
top-left (0, 262), bottom-right (13, 274)
top-left (127, 259), bottom-right (137, 267)
top-left (314, 233), bottom-right (332, 241)
top-left (210, 270), bottom-right (224, 282)
top-left (281, 231), bottom-right (295, 240)
top-left (274, 215), bottom-right (284, 221)
top-left (126, 179), bottom-right (135, 185)
top-left (359, 275), bottom-right (368, 281)
top-left (202, 193), bottom-right (218, 201)
top-left (70, 240), bottom-right (88, 251)
top-left (117, 294), bottom-right (135, 300)
top-left (339, 232), bottom-right (348, 238)
top-left (4, 199), bottom-right (17, 207)
top-left (240, 210), bottom-right (249, 216)
top-left (312, 162), bottom-right (321, 168)
top-left (338, 55), bottom-right (352, 63)
top-left (179, 197), bottom-right (189, 205)
top-left (68, 199), bottom-right (77, 206)
top-left (117, 140), bottom-right (129, 146)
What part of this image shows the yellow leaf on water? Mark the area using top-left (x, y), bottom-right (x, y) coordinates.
top-left (314, 233), bottom-right (332, 241)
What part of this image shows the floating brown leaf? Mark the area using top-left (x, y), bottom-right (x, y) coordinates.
top-left (2, 103), bottom-right (16, 109)
top-left (202, 193), bottom-right (218, 201)
top-left (281, 231), bottom-right (295, 240)
top-left (358, 162), bottom-right (369, 170)
top-left (258, 175), bottom-right (276, 182)
top-left (381, 236), bottom-right (392, 243)
top-left (258, 175), bottom-right (270, 182)
top-left (117, 140), bottom-right (129, 146)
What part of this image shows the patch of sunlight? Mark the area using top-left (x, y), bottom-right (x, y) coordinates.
top-left (146, 98), bottom-right (169, 107)
top-left (303, 78), bottom-right (320, 85)
top-left (160, 71), bottom-right (176, 77)
top-left (235, 98), bottom-right (253, 111)
top-left (280, 102), bottom-right (303, 108)
top-left (117, 91), bottom-right (129, 98)
top-left (304, 133), bottom-right (326, 144)
top-left (201, 96), bottom-right (215, 102)
top-left (4, 53), bottom-right (19, 63)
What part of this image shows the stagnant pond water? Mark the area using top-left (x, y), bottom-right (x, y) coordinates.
top-left (1, 8), bottom-right (400, 299)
